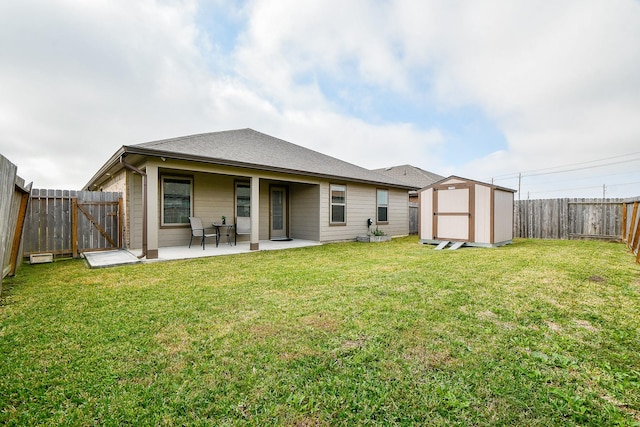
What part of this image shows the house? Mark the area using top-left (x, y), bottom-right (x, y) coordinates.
top-left (372, 165), bottom-right (444, 203)
top-left (418, 175), bottom-right (515, 248)
top-left (84, 128), bottom-right (418, 259)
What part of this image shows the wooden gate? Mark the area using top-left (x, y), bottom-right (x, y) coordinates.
top-left (23, 189), bottom-right (122, 258)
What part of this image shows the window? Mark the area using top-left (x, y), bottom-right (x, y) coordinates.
top-left (377, 189), bottom-right (388, 223)
top-left (236, 182), bottom-right (251, 218)
top-left (330, 184), bottom-right (346, 224)
top-left (162, 176), bottom-right (192, 225)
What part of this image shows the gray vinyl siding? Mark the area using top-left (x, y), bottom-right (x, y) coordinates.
top-left (386, 188), bottom-right (410, 237)
top-left (259, 182), bottom-right (270, 240)
top-left (319, 182), bottom-right (409, 242)
top-left (130, 172), bottom-right (143, 250)
top-left (290, 183), bottom-right (320, 240)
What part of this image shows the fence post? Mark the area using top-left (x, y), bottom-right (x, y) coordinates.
top-left (621, 203), bottom-right (627, 242)
top-left (632, 212), bottom-right (640, 257)
top-left (8, 188), bottom-right (31, 276)
top-left (72, 198), bottom-right (78, 258)
top-left (630, 202), bottom-right (639, 250)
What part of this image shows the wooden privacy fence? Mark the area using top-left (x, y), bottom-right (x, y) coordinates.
top-left (23, 189), bottom-right (123, 258)
top-left (1, 154), bottom-right (31, 294)
top-left (514, 198), bottom-right (627, 240)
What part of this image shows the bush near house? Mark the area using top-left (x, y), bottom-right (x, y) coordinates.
top-left (1, 237), bottom-right (639, 426)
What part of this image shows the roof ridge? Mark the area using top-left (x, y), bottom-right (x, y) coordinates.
top-left (134, 128), bottom-right (255, 148)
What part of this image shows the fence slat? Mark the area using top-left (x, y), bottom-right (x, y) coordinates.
top-left (513, 198), bottom-right (638, 241)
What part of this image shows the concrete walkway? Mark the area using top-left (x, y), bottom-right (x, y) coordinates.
top-left (84, 239), bottom-right (321, 268)
top-left (83, 250), bottom-right (142, 269)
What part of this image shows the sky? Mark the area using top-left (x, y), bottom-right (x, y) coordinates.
top-left (1, 0), bottom-right (640, 199)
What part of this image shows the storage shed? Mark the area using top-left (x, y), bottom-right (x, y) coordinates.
top-left (419, 176), bottom-right (516, 248)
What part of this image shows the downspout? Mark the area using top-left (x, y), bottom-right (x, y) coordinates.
top-left (119, 155), bottom-right (147, 259)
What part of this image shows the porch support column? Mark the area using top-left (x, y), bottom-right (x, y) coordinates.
top-left (250, 175), bottom-right (260, 250)
top-left (146, 162), bottom-right (159, 259)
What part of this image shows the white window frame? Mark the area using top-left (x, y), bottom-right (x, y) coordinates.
top-left (330, 184), bottom-right (347, 224)
top-left (377, 189), bottom-right (389, 223)
top-left (235, 181), bottom-right (251, 218)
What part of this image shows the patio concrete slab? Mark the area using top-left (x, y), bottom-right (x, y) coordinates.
top-left (83, 250), bottom-right (142, 268)
top-left (82, 240), bottom-right (321, 267)
top-left (132, 239), bottom-right (322, 263)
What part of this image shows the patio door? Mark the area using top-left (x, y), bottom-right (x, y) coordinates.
top-left (270, 187), bottom-right (287, 239)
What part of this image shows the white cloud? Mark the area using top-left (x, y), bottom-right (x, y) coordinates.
top-left (1, 0), bottom-right (639, 198)
top-left (0, 0), bottom-right (215, 188)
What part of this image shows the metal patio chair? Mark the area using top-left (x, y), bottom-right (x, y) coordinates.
top-left (188, 217), bottom-right (218, 249)
top-left (234, 216), bottom-right (251, 245)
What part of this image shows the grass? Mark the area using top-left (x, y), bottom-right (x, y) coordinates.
top-left (1, 237), bottom-right (639, 426)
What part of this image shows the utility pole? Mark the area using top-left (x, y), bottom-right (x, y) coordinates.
top-left (518, 173), bottom-right (521, 201)
top-left (603, 184), bottom-right (606, 200)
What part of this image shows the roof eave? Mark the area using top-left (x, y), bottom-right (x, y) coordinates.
top-left (83, 146), bottom-right (128, 190)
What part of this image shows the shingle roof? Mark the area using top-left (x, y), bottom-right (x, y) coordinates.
top-left (372, 165), bottom-right (444, 189)
top-left (126, 128), bottom-right (416, 188)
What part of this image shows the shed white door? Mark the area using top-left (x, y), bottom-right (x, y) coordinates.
top-left (433, 187), bottom-right (472, 241)
top-left (270, 187), bottom-right (287, 239)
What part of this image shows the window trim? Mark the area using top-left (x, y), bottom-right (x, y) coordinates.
top-left (235, 180), bottom-right (251, 219)
top-left (376, 188), bottom-right (389, 224)
top-left (160, 175), bottom-right (194, 227)
top-left (330, 183), bottom-right (347, 225)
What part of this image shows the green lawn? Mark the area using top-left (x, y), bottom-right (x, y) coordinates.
top-left (1, 237), bottom-right (639, 426)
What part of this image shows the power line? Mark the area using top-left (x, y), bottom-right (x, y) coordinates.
top-left (524, 179), bottom-right (640, 197)
top-left (528, 168), bottom-right (640, 187)
top-left (490, 151), bottom-right (640, 181)
top-left (523, 157), bottom-right (640, 178)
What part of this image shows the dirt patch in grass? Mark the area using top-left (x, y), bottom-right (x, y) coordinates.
top-left (545, 321), bottom-right (563, 332)
top-left (340, 336), bottom-right (368, 351)
top-left (574, 319), bottom-right (599, 332)
top-left (476, 310), bottom-right (498, 320)
top-left (589, 275), bottom-right (607, 283)
top-left (155, 323), bottom-right (192, 357)
top-left (300, 313), bottom-right (338, 332)
top-left (249, 323), bottom-right (281, 339)
top-left (403, 344), bottom-right (457, 369)
top-left (476, 310), bottom-right (516, 330)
